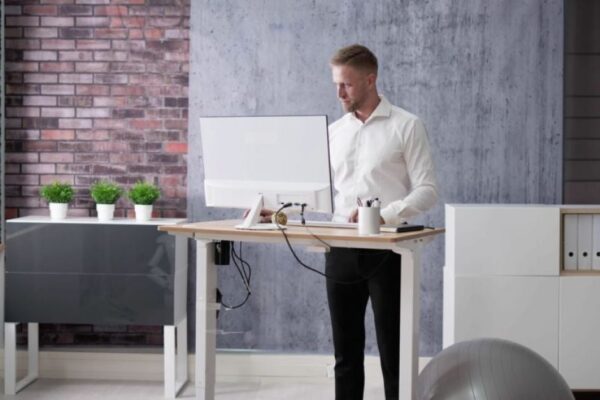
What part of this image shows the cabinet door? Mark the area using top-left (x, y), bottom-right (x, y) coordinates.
top-left (452, 276), bottom-right (559, 367)
top-left (559, 276), bottom-right (600, 389)
top-left (447, 205), bottom-right (560, 276)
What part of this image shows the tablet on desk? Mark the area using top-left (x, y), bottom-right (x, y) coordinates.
top-left (385, 224), bottom-right (425, 233)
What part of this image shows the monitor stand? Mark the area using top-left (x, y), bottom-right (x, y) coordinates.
top-left (235, 195), bottom-right (284, 230)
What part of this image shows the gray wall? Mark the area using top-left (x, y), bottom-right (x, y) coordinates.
top-left (188, 1), bottom-right (563, 356)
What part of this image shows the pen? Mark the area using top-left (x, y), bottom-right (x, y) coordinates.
top-left (357, 197), bottom-right (363, 207)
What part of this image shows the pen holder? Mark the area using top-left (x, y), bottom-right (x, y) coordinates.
top-left (358, 206), bottom-right (380, 235)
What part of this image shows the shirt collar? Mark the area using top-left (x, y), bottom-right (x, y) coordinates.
top-left (348, 95), bottom-right (392, 124)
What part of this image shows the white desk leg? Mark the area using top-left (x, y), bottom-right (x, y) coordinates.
top-left (165, 234), bottom-right (190, 398)
top-left (4, 323), bottom-right (17, 395)
top-left (4, 322), bottom-right (39, 395)
top-left (196, 240), bottom-right (217, 400)
top-left (164, 317), bottom-right (188, 399)
top-left (28, 323), bottom-right (39, 379)
top-left (395, 243), bottom-right (422, 400)
top-left (176, 317), bottom-right (188, 391)
top-left (165, 325), bottom-right (175, 397)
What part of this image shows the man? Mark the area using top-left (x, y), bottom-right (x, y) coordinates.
top-left (326, 44), bottom-right (438, 400)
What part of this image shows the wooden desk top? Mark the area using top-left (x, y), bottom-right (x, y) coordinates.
top-left (159, 219), bottom-right (444, 245)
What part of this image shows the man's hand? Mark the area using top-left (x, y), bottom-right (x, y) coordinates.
top-left (243, 208), bottom-right (275, 223)
top-left (348, 208), bottom-right (385, 224)
top-left (348, 208), bottom-right (359, 223)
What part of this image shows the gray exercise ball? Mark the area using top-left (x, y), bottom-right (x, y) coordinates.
top-left (418, 338), bottom-right (574, 400)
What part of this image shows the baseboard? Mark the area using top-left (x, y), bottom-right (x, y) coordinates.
top-left (0, 348), bottom-right (431, 383)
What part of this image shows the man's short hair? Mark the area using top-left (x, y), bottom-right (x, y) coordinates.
top-left (330, 44), bottom-right (378, 75)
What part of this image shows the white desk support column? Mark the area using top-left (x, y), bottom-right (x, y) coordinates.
top-left (164, 317), bottom-right (188, 398)
top-left (195, 239), bottom-right (217, 400)
top-left (394, 240), bottom-right (423, 400)
top-left (4, 322), bottom-right (39, 395)
top-left (164, 235), bottom-right (190, 398)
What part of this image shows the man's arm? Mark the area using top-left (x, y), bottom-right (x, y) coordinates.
top-left (380, 119), bottom-right (438, 225)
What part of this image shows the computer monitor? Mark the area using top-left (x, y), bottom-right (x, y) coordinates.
top-left (199, 115), bottom-right (333, 229)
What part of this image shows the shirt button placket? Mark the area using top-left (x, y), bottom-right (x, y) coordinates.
top-left (353, 125), bottom-right (363, 198)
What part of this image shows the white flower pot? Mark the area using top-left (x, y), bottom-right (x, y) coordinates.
top-left (96, 204), bottom-right (115, 221)
top-left (49, 203), bottom-right (68, 220)
top-left (134, 204), bottom-right (153, 222)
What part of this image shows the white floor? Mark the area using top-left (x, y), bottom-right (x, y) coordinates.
top-left (0, 377), bottom-right (386, 399)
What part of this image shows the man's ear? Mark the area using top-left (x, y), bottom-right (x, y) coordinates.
top-left (366, 73), bottom-right (377, 88)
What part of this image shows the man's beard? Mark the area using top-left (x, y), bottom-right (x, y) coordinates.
top-left (342, 100), bottom-right (359, 113)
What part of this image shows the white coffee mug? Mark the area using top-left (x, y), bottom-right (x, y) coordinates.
top-left (358, 206), bottom-right (380, 235)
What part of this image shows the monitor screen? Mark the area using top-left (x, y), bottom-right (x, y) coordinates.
top-left (200, 115), bottom-right (333, 215)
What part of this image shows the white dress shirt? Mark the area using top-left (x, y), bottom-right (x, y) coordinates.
top-left (329, 96), bottom-right (438, 225)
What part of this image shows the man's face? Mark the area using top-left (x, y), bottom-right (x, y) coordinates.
top-left (331, 64), bottom-right (374, 113)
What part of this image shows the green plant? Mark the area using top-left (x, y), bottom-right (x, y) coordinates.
top-left (128, 181), bottom-right (161, 205)
top-left (90, 181), bottom-right (123, 204)
top-left (40, 182), bottom-right (74, 204)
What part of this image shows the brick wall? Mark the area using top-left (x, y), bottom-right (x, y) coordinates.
top-left (4, 0), bottom-right (190, 346)
top-left (4, 0), bottom-right (189, 220)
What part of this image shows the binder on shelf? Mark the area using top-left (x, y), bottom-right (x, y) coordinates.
top-left (577, 214), bottom-right (593, 270)
top-left (593, 215), bottom-right (600, 271)
top-left (563, 214), bottom-right (578, 271)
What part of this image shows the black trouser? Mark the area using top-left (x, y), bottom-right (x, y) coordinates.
top-left (325, 248), bottom-right (401, 400)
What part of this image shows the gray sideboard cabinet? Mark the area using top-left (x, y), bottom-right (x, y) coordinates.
top-left (3, 216), bottom-right (189, 398)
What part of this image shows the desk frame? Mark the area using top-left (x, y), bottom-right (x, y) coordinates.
top-left (160, 221), bottom-right (442, 400)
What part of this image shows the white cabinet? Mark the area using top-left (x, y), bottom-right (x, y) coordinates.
top-left (444, 204), bottom-right (600, 390)
top-left (452, 276), bottom-right (559, 366)
top-left (559, 276), bottom-right (600, 389)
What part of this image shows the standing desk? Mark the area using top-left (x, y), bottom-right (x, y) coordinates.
top-left (159, 220), bottom-right (443, 400)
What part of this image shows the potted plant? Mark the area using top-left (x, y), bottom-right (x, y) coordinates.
top-left (90, 181), bottom-right (123, 221)
top-left (40, 181), bottom-right (74, 220)
top-left (128, 181), bottom-right (160, 221)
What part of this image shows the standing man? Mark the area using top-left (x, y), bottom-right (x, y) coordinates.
top-left (327, 44), bottom-right (438, 400)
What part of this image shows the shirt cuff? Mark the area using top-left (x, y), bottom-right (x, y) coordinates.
top-left (380, 206), bottom-right (403, 226)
